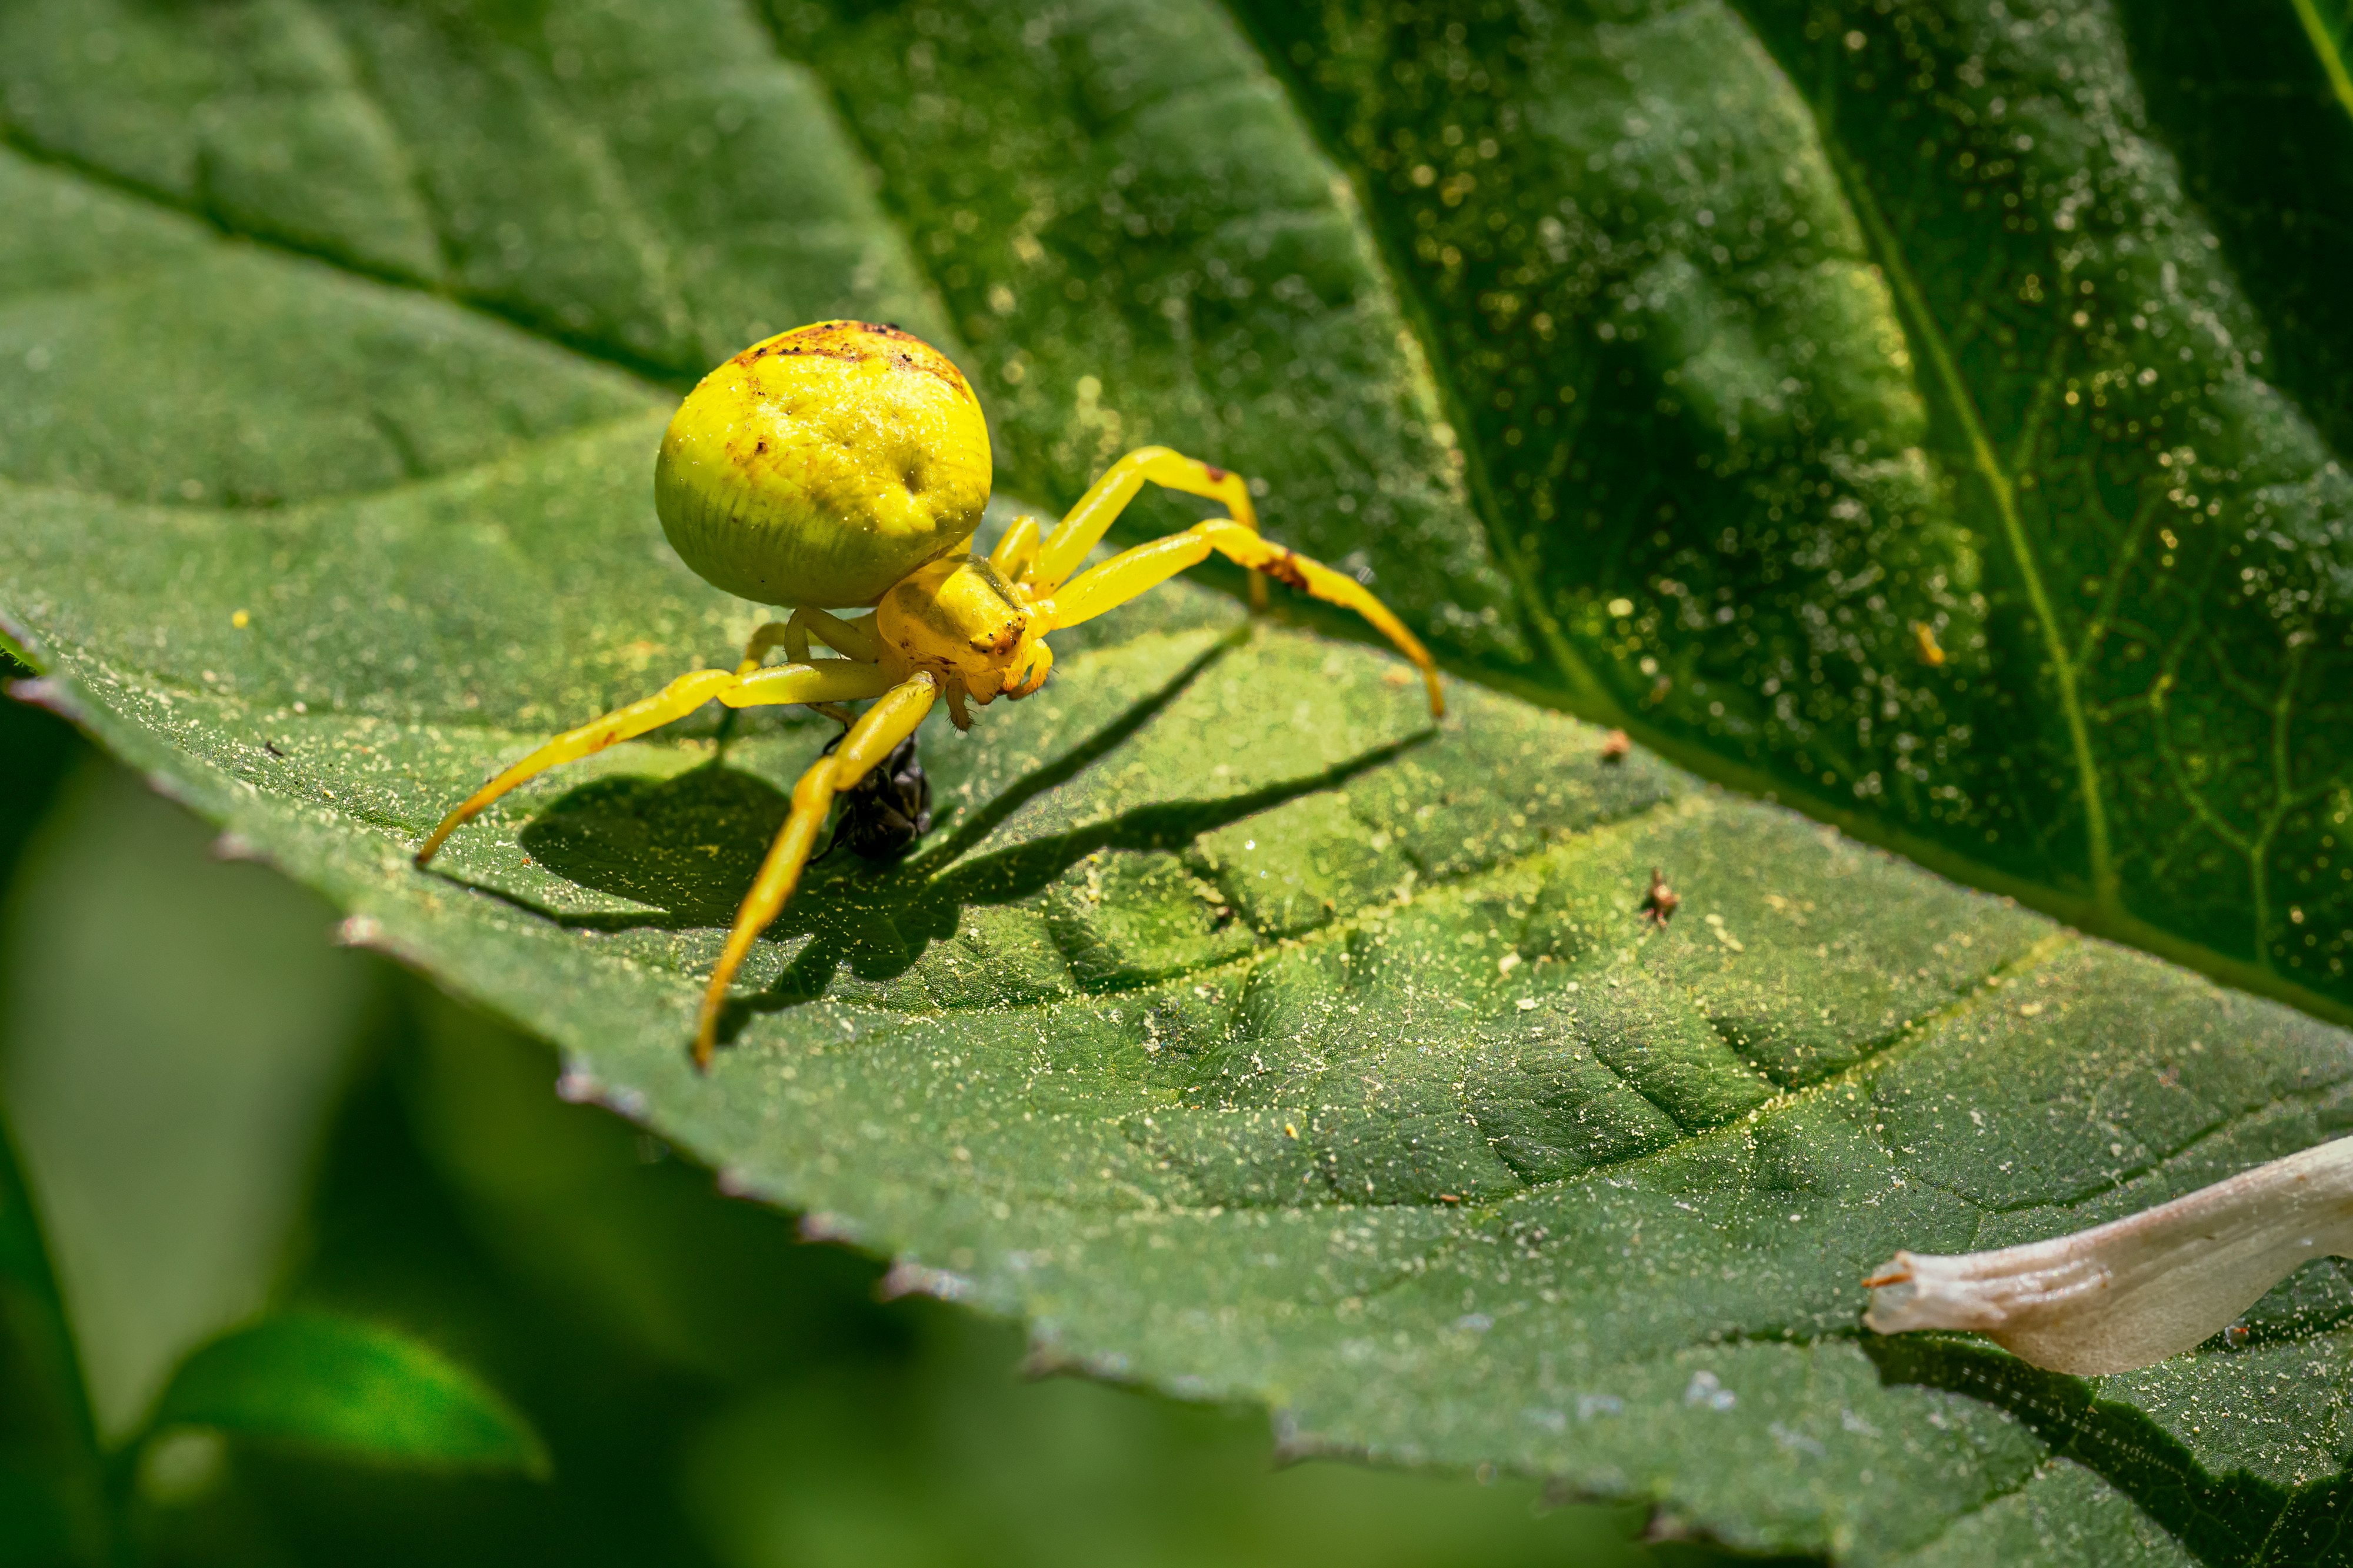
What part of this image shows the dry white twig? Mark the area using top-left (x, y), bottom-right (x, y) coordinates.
top-left (1864, 1133), bottom-right (2353, 1373)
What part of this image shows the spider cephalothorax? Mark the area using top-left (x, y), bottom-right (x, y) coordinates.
top-left (415, 319), bottom-right (1441, 1067)
top-left (874, 552), bottom-right (1052, 726)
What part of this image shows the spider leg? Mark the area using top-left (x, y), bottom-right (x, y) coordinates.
top-left (717, 659), bottom-right (896, 710)
top-left (1045, 519), bottom-right (1443, 716)
top-left (1006, 637), bottom-right (1052, 699)
top-left (738, 608), bottom-right (882, 673)
top-left (414, 660), bottom-right (899, 866)
top-left (738, 619), bottom-right (791, 673)
top-left (739, 615), bottom-right (883, 729)
top-left (1028, 446), bottom-right (1268, 611)
top-left (988, 512), bottom-right (1045, 581)
top-left (694, 670), bottom-right (940, 1068)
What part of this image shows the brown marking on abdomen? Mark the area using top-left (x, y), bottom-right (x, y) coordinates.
top-left (735, 322), bottom-right (976, 401)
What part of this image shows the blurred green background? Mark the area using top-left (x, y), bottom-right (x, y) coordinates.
top-left (0, 678), bottom-right (1795, 1566)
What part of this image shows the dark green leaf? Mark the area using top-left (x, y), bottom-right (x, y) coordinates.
top-left (152, 1314), bottom-right (547, 1478)
top-left (0, 1112), bottom-right (106, 1567)
top-left (1225, 0), bottom-right (2353, 1018)
top-left (0, 705), bottom-right (106, 1565)
top-left (3, 1), bottom-right (2352, 1560)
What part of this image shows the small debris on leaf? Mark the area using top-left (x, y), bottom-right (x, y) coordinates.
top-left (1641, 866), bottom-right (1679, 927)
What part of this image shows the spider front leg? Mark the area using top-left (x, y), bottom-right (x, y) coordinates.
top-left (736, 609), bottom-right (886, 725)
top-left (1027, 445), bottom-right (1269, 611)
top-left (412, 660), bottom-right (901, 866)
top-left (695, 670), bottom-right (939, 1068)
top-left (1044, 518), bottom-right (1443, 716)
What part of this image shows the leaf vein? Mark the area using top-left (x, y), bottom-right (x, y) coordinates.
top-left (0, 127), bottom-right (684, 393)
top-left (1825, 147), bottom-right (2114, 910)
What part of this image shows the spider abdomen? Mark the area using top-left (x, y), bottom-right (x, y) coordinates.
top-left (654, 321), bottom-right (991, 608)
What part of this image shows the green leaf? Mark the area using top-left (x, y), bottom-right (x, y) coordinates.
top-left (779, 0), bottom-right (2353, 1022)
top-left (2, 1), bottom-right (2351, 1560)
top-left (150, 1313), bottom-right (548, 1478)
top-left (0, 1110), bottom-right (107, 1566)
top-left (2, 761), bottom-right (369, 1442)
top-left (8, 0), bottom-right (2351, 1012)
top-left (1224, 0), bottom-right (2353, 1019)
top-left (0, 706), bottom-right (108, 1565)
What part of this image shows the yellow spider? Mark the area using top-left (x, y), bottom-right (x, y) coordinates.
top-left (414, 321), bottom-right (1441, 1067)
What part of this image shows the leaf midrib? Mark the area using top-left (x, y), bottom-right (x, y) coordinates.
top-left (1823, 149), bottom-right (2117, 912)
top-left (2291, 0), bottom-right (2353, 118)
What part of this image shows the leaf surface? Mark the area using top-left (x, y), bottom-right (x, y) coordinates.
top-left (1228, 0), bottom-right (2353, 1016)
top-left (4, 1), bottom-right (2353, 1560)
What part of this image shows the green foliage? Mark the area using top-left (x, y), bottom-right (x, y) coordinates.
top-left (1238, 0), bottom-right (2353, 1005)
top-left (149, 1316), bottom-right (549, 1477)
top-left (0, 735), bottom-right (1672, 1567)
top-left (4, 760), bottom-right (370, 1444)
top-left (0, 1116), bottom-right (105, 1567)
top-left (0, 733), bottom-right (550, 1546)
top-left (1, 0), bottom-right (2351, 1562)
